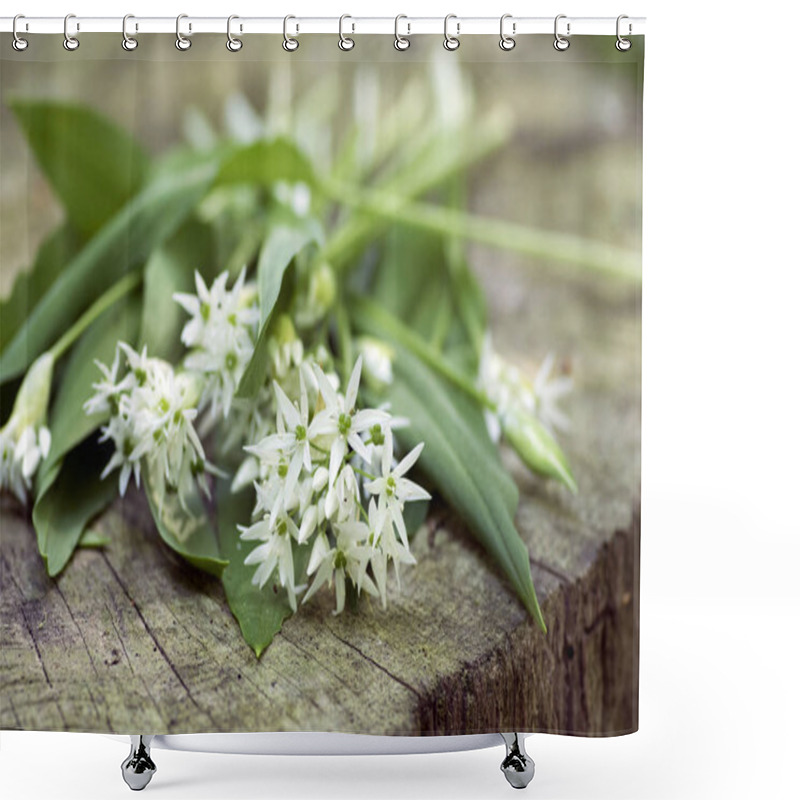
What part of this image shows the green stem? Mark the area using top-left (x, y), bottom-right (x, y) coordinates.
top-left (335, 299), bottom-right (354, 378)
top-left (318, 110), bottom-right (512, 271)
top-left (47, 271), bottom-right (142, 362)
top-left (351, 465), bottom-right (377, 482)
top-left (324, 182), bottom-right (641, 282)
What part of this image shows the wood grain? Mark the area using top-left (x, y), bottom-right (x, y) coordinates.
top-left (0, 266), bottom-right (640, 736)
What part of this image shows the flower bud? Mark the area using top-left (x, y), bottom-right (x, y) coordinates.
top-left (502, 406), bottom-right (577, 493)
top-left (12, 352), bottom-right (54, 430)
top-left (355, 337), bottom-right (394, 389)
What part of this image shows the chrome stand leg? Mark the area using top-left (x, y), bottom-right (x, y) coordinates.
top-left (121, 735), bottom-right (156, 791)
top-left (500, 733), bottom-right (535, 789)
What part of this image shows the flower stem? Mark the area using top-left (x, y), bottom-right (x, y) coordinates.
top-left (47, 271), bottom-right (142, 362)
top-left (324, 181), bottom-right (641, 282)
top-left (351, 465), bottom-right (377, 482)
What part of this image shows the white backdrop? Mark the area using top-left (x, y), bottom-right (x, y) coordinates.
top-left (2, 1), bottom-right (798, 798)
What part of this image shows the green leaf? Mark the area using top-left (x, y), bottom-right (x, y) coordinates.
top-left (39, 294), bottom-right (141, 484)
top-left (216, 479), bottom-right (310, 658)
top-left (503, 411), bottom-right (578, 493)
top-left (32, 437), bottom-right (118, 577)
top-left (10, 99), bottom-right (149, 237)
top-left (143, 470), bottom-right (228, 579)
top-left (0, 161), bottom-right (217, 385)
top-left (139, 218), bottom-right (215, 362)
top-left (216, 138), bottom-right (316, 188)
top-left (1, 225), bottom-right (81, 354)
top-left (236, 217), bottom-right (323, 398)
top-left (385, 347), bottom-right (545, 631)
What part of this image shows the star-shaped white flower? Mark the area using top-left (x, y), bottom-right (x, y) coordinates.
top-left (313, 356), bottom-right (389, 492)
top-left (241, 512), bottom-right (303, 611)
top-left (303, 525), bottom-right (377, 615)
top-left (364, 432), bottom-right (430, 548)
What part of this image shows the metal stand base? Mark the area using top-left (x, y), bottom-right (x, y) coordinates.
top-left (121, 735), bottom-right (156, 791)
top-left (119, 732), bottom-right (533, 790)
top-left (500, 733), bottom-right (535, 789)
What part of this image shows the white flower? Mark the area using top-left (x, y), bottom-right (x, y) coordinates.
top-left (533, 352), bottom-right (573, 434)
top-left (338, 498), bottom-right (416, 610)
top-left (323, 463), bottom-right (360, 523)
top-left (86, 343), bottom-right (210, 511)
top-left (0, 418), bottom-right (51, 503)
top-left (478, 335), bottom-right (572, 439)
top-left (239, 353), bottom-right (426, 616)
top-left (0, 353), bottom-right (54, 502)
top-left (241, 513), bottom-right (303, 611)
top-left (356, 337), bottom-right (394, 387)
top-left (174, 269), bottom-right (259, 419)
top-left (303, 525), bottom-right (378, 615)
top-left (364, 433), bottom-right (430, 548)
top-left (314, 356), bottom-right (390, 493)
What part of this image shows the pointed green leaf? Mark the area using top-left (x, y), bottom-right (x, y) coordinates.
top-left (143, 470), bottom-right (228, 579)
top-left (216, 479), bottom-right (309, 658)
top-left (216, 138), bottom-right (316, 188)
top-left (1, 225), bottom-right (81, 354)
top-left (32, 437), bottom-right (118, 577)
top-left (236, 217), bottom-right (323, 398)
top-left (9, 99), bottom-right (149, 237)
top-left (385, 348), bottom-right (545, 631)
top-left (0, 161), bottom-right (217, 385)
top-left (139, 218), bottom-right (216, 362)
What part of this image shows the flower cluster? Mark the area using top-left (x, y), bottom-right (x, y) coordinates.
top-left (84, 343), bottom-right (210, 508)
top-left (0, 353), bottom-right (53, 503)
top-left (173, 269), bottom-right (259, 422)
top-left (239, 356), bottom-right (429, 614)
top-left (478, 335), bottom-right (572, 441)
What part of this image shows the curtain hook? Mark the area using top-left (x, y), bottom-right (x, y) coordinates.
top-left (339, 14), bottom-right (355, 51)
top-left (63, 13), bottom-right (80, 51)
top-left (499, 14), bottom-right (516, 51)
top-left (227, 15), bottom-right (243, 52)
top-left (443, 14), bottom-right (460, 51)
top-left (12, 14), bottom-right (29, 52)
top-left (122, 14), bottom-right (138, 51)
top-left (616, 14), bottom-right (632, 51)
top-left (283, 15), bottom-right (299, 51)
top-left (394, 14), bottom-right (410, 50)
top-left (175, 14), bottom-right (191, 50)
top-left (553, 14), bottom-right (570, 51)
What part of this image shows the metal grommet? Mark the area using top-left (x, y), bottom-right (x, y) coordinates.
top-left (12, 15), bottom-right (29, 52)
top-left (553, 14), bottom-right (570, 51)
top-left (122, 14), bottom-right (138, 51)
top-left (283, 15), bottom-right (299, 52)
top-left (227, 15), bottom-right (243, 52)
top-left (499, 14), bottom-right (516, 51)
top-left (175, 13), bottom-right (191, 51)
top-left (338, 14), bottom-right (355, 51)
top-left (443, 14), bottom-right (460, 51)
top-left (394, 14), bottom-right (410, 51)
top-left (616, 14), bottom-right (632, 51)
top-left (63, 13), bottom-right (79, 51)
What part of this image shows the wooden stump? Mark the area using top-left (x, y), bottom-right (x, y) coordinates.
top-left (0, 266), bottom-right (640, 736)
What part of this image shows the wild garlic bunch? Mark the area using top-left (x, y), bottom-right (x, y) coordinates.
top-left (240, 356), bottom-right (429, 614)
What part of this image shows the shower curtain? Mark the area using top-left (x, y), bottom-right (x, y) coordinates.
top-left (0, 28), bottom-right (642, 738)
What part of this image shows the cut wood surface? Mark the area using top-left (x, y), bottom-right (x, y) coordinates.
top-left (0, 265), bottom-right (640, 736)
